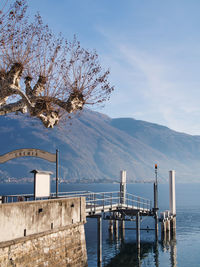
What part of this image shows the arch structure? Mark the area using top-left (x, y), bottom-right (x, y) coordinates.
top-left (0, 148), bottom-right (56, 163)
top-left (0, 148), bottom-right (59, 197)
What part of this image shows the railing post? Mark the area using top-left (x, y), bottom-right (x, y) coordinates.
top-left (110, 193), bottom-right (112, 210)
top-left (94, 193), bottom-right (96, 213)
top-left (89, 194), bottom-right (92, 213)
top-left (109, 211), bottom-right (113, 237)
top-left (2, 196), bottom-right (7, 203)
top-left (137, 197), bottom-right (140, 209)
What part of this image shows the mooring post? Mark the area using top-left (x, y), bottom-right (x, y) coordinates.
top-left (113, 213), bottom-right (119, 240)
top-left (166, 218), bottom-right (170, 233)
top-left (171, 217), bottom-right (176, 237)
top-left (161, 220), bottom-right (166, 233)
top-left (109, 218), bottom-right (113, 233)
top-left (97, 216), bottom-right (102, 267)
top-left (108, 212), bottom-right (114, 241)
top-left (161, 211), bottom-right (166, 240)
top-left (136, 212), bottom-right (140, 252)
top-left (169, 170), bottom-right (176, 236)
top-left (161, 222), bottom-right (166, 242)
top-left (119, 215), bottom-right (125, 241)
top-left (170, 238), bottom-right (177, 267)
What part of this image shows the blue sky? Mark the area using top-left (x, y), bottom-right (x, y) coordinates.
top-left (28, 0), bottom-right (200, 135)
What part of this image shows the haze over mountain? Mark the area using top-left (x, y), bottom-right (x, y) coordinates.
top-left (1, 110), bottom-right (200, 183)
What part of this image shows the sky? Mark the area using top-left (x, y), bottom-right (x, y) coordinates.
top-left (28, 0), bottom-right (200, 135)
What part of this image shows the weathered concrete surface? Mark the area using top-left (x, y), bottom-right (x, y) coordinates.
top-left (0, 198), bottom-right (87, 267)
top-left (0, 197), bottom-right (85, 242)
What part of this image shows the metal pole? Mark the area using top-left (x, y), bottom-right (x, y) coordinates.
top-left (154, 239), bottom-right (159, 267)
top-left (136, 212), bottom-right (140, 252)
top-left (154, 182), bottom-right (158, 210)
top-left (155, 164), bottom-right (158, 184)
top-left (120, 170), bottom-right (126, 205)
top-left (154, 164), bottom-right (158, 209)
top-left (154, 164), bottom-right (159, 240)
top-left (154, 190), bottom-right (159, 240)
top-left (56, 149), bottom-right (59, 198)
top-left (97, 216), bottom-right (102, 267)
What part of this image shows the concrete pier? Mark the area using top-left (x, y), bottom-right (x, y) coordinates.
top-left (0, 198), bottom-right (87, 267)
top-left (0, 167), bottom-right (177, 267)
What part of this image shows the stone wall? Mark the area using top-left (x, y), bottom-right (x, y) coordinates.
top-left (0, 198), bottom-right (87, 267)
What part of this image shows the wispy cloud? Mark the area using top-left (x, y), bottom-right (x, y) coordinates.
top-left (97, 29), bottom-right (200, 134)
top-left (28, 0), bottom-right (200, 135)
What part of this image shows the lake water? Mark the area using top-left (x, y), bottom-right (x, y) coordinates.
top-left (0, 182), bottom-right (199, 267)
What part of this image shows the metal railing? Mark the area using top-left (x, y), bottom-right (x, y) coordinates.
top-left (84, 191), bottom-right (152, 214)
top-left (0, 193), bottom-right (34, 203)
top-left (0, 191), bottom-right (152, 213)
top-left (51, 190), bottom-right (91, 198)
top-left (0, 191), bottom-right (91, 203)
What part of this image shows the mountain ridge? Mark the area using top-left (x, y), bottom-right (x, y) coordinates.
top-left (1, 110), bottom-right (200, 183)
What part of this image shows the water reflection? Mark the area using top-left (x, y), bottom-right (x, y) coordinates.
top-left (105, 234), bottom-right (177, 267)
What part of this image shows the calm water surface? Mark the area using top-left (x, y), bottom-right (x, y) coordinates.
top-left (0, 182), bottom-right (199, 267)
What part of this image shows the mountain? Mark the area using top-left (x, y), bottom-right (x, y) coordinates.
top-left (1, 110), bottom-right (200, 183)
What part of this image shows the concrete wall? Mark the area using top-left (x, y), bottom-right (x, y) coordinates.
top-left (0, 197), bottom-right (85, 242)
top-left (0, 198), bottom-right (87, 267)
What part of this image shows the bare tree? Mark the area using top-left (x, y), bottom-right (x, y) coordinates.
top-left (0, 1), bottom-right (114, 128)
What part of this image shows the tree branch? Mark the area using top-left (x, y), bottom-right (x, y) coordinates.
top-left (0, 99), bottom-right (27, 115)
top-left (32, 75), bottom-right (46, 96)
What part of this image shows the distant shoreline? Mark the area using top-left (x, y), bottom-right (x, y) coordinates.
top-left (0, 181), bottom-right (199, 185)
